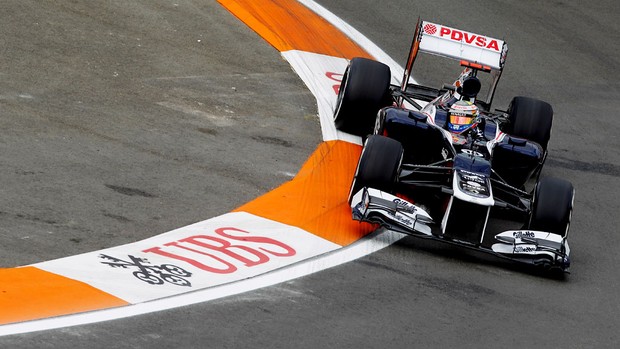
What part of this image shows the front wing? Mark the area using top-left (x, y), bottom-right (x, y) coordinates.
top-left (351, 187), bottom-right (571, 272)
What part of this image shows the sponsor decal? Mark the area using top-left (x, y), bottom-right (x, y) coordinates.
top-left (514, 246), bottom-right (536, 253)
top-left (393, 198), bottom-right (415, 210)
top-left (99, 227), bottom-right (298, 285)
top-left (423, 23), bottom-right (437, 35)
top-left (142, 227), bottom-right (297, 274)
top-left (100, 254), bottom-right (193, 287)
top-left (325, 71), bottom-right (343, 95)
top-left (458, 170), bottom-right (490, 197)
top-left (461, 170), bottom-right (484, 177)
top-left (35, 212), bottom-right (340, 303)
top-left (439, 27), bottom-right (500, 51)
top-left (459, 170), bottom-right (485, 183)
top-left (500, 42), bottom-right (508, 66)
top-left (390, 212), bottom-right (413, 227)
top-left (513, 231), bottom-right (536, 239)
top-left (466, 181), bottom-right (482, 188)
top-left (426, 23), bottom-right (500, 52)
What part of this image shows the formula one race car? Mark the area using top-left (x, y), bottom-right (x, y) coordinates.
top-left (334, 20), bottom-right (575, 273)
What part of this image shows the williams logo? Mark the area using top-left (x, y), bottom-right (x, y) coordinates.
top-left (99, 254), bottom-right (193, 287)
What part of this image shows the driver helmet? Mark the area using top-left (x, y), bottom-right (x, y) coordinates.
top-left (448, 100), bottom-right (479, 134)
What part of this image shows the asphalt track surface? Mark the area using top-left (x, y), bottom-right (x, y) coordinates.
top-left (1, 0), bottom-right (619, 348)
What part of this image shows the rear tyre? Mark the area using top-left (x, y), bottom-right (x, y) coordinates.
top-left (530, 177), bottom-right (574, 237)
top-left (334, 57), bottom-right (392, 138)
top-left (506, 96), bottom-right (553, 151)
top-left (348, 135), bottom-right (403, 204)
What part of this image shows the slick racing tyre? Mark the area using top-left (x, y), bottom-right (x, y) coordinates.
top-left (506, 96), bottom-right (553, 151)
top-left (334, 57), bottom-right (392, 138)
top-left (529, 177), bottom-right (575, 237)
top-left (348, 135), bottom-right (403, 204)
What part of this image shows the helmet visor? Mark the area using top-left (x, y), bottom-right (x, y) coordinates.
top-left (450, 114), bottom-right (474, 127)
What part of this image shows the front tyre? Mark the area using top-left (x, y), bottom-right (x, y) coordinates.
top-left (529, 177), bottom-right (575, 237)
top-left (348, 135), bottom-right (403, 204)
top-left (334, 57), bottom-right (392, 138)
top-left (505, 96), bottom-right (554, 151)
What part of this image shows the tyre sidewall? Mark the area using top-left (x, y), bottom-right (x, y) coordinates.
top-left (530, 177), bottom-right (574, 237)
top-left (507, 96), bottom-right (553, 151)
top-left (348, 135), bottom-right (403, 203)
top-left (334, 58), bottom-right (392, 137)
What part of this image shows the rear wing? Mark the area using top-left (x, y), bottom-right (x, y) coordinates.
top-left (401, 19), bottom-right (508, 108)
